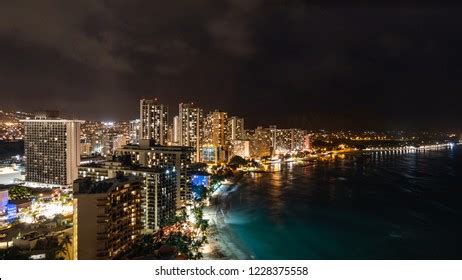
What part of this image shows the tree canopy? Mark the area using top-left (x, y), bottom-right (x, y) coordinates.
top-left (8, 185), bottom-right (33, 200)
top-left (228, 155), bottom-right (248, 167)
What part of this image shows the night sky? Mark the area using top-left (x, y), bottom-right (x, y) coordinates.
top-left (0, 1), bottom-right (461, 130)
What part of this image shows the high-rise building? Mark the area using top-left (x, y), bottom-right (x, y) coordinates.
top-left (101, 130), bottom-right (118, 156)
top-left (273, 128), bottom-right (307, 155)
top-left (269, 125), bottom-right (278, 155)
top-left (20, 114), bottom-right (84, 187)
top-left (139, 99), bottom-right (168, 145)
top-left (230, 140), bottom-right (250, 159)
top-left (274, 129), bottom-right (292, 155)
top-left (80, 121), bottom-right (129, 157)
top-left (304, 134), bottom-right (312, 151)
top-left (227, 116), bottom-right (245, 141)
top-left (80, 142), bottom-right (92, 156)
top-left (292, 129), bottom-right (307, 152)
top-left (249, 127), bottom-right (273, 158)
top-left (172, 115), bottom-right (180, 145)
top-left (129, 119), bottom-right (140, 144)
top-left (78, 160), bottom-right (176, 231)
top-left (178, 103), bottom-right (203, 162)
top-left (203, 110), bottom-right (229, 162)
top-left (118, 140), bottom-right (194, 208)
top-left (204, 110), bottom-right (228, 147)
top-left (200, 145), bottom-right (217, 163)
top-left (112, 135), bottom-right (128, 153)
top-left (73, 175), bottom-right (142, 259)
top-left (166, 124), bottom-right (174, 145)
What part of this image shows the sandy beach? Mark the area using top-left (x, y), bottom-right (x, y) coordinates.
top-left (202, 184), bottom-right (254, 260)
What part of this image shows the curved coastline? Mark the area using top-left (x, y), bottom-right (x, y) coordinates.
top-left (205, 146), bottom-right (462, 260)
top-left (203, 180), bottom-right (254, 260)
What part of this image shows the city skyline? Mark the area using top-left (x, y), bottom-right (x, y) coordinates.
top-left (1, 2), bottom-right (462, 130)
top-left (1, 100), bottom-right (459, 260)
top-left (2, 0), bottom-right (462, 266)
top-left (2, 107), bottom-right (461, 135)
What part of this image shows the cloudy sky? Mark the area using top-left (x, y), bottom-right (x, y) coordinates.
top-left (0, 1), bottom-right (461, 130)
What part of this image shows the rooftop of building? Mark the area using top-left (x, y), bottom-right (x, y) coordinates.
top-left (79, 157), bottom-right (172, 174)
top-left (74, 175), bottom-right (141, 195)
top-left (121, 140), bottom-right (194, 151)
top-left (20, 111), bottom-right (84, 123)
top-left (20, 119), bottom-right (85, 123)
top-left (80, 155), bottom-right (106, 161)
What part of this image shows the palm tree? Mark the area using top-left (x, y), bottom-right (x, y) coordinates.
top-left (59, 234), bottom-right (72, 259)
top-left (179, 208), bottom-right (188, 223)
top-left (54, 242), bottom-right (66, 260)
top-left (193, 206), bottom-right (205, 228)
top-left (44, 236), bottom-right (60, 260)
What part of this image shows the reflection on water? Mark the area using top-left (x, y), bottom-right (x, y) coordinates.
top-left (226, 146), bottom-right (462, 259)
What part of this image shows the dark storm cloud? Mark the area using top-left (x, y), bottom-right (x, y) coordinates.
top-left (207, 0), bottom-right (260, 57)
top-left (0, 0), bottom-right (130, 71)
top-left (0, 1), bottom-right (461, 130)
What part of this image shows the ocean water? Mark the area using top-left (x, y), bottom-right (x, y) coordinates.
top-left (226, 146), bottom-right (462, 259)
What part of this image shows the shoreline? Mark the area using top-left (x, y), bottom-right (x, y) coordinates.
top-left (202, 179), bottom-right (254, 260)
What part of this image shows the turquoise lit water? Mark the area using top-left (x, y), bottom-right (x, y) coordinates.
top-left (225, 146), bottom-right (462, 259)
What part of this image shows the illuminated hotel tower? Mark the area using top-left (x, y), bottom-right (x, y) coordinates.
top-left (21, 112), bottom-right (83, 187)
top-left (73, 176), bottom-right (142, 259)
top-left (204, 110), bottom-right (228, 146)
top-left (204, 110), bottom-right (229, 162)
top-left (139, 99), bottom-right (168, 145)
top-left (227, 116), bottom-right (245, 141)
top-left (178, 103), bottom-right (203, 162)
